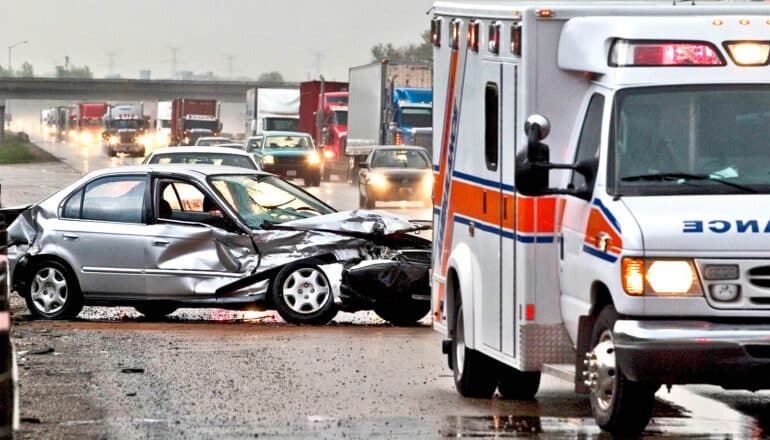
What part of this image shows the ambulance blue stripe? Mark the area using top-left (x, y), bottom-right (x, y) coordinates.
top-left (582, 245), bottom-right (618, 263)
top-left (452, 170), bottom-right (515, 192)
top-left (453, 214), bottom-right (554, 243)
top-left (592, 199), bottom-right (621, 233)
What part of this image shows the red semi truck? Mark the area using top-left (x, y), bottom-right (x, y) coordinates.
top-left (77, 102), bottom-right (108, 145)
top-left (170, 98), bottom-right (222, 145)
top-left (299, 80), bottom-right (348, 181)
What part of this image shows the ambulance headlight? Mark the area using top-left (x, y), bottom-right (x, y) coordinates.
top-left (724, 42), bottom-right (770, 66)
top-left (622, 258), bottom-right (703, 297)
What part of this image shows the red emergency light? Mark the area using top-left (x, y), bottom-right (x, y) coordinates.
top-left (451, 19), bottom-right (461, 50)
top-left (431, 18), bottom-right (442, 47)
top-left (610, 40), bottom-right (725, 67)
top-left (468, 20), bottom-right (480, 53)
top-left (488, 22), bottom-right (501, 54)
top-left (511, 23), bottom-right (522, 56)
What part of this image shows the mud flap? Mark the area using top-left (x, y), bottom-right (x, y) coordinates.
top-left (575, 315), bottom-right (595, 394)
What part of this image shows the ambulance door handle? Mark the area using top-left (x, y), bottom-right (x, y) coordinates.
top-left (559, 234), bottom-right (564, 260)
top-left (468, 222), bottom-right (475, 237)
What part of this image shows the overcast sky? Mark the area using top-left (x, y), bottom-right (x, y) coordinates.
top-left (0, 0), bottom-right (436, 81)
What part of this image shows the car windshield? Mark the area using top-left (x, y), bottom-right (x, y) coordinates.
top-left (400, 107), bottom-right (432, 128)
top-left (184, 119), bottom-right (218, 130)
top-left (331, 110), bottom-right (348, 126)
top-left (245, 138), bottom-right (261, 152)
top-left (326, 95), bottom-right (347, 105)
top-left (371, 149), bottom-right (429, 168)
top-left (264, 118), bottom-right (299, 132)
top-left (197, 138), bottom-right (230, 146)
top-left (148, 153), bottom-right (256, 170)
top-left (159, 120), bottom-right (171, 128)
top-left (610, 85), bottom-right (770, 196)
top-left (209, 174), bottom-right (334, 228)
top-left (263, 135), bottom-right (313, 149)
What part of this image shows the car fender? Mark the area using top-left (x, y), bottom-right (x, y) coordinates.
top-left (447, 242), bottom-right (481, 350)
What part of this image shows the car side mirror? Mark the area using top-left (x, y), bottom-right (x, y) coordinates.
top-left (515, 114), bottom-right (551, 196)
top-left (358, 162), bottom-right (369, 169)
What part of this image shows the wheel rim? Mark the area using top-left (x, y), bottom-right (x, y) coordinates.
top-left (455, 309), bottom-right (466, 376)
top-left (281, 267), bottom-right (330, 315)
top-left (585, 329), bottom-right (617, 411)
top-left (30, 267), bottom-right (68, 314)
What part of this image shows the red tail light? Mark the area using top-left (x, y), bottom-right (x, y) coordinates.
top-left (610, 40), bottom-right (725, 67)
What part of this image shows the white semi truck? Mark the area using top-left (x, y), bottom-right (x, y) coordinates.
top-left (431, 1), bottom-right (770, 434)
top-left (245, 88), bottom-right (300, 136)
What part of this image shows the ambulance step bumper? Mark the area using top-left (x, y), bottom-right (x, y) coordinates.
top-left (614, 319), bottom-right (770, 390)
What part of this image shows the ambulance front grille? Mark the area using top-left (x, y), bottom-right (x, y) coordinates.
top-left (748, 266), bottom-right (770, 289)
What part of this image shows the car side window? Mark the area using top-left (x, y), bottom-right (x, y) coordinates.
top-left (571, 94), bottom-right (605, 190)
top-left (78, 176), bottom-right (146, 223)
top-left (156, 179), bottom-right (232, 230)
top-left (62, 189), bottom-right (83, 219)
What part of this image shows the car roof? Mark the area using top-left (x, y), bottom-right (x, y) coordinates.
top-left (261, 131), bottom-right (311, 137)
top-left (196, 136), bottom-right (231, 140)
top-left (147, 146), bottom-right (250, 156)
top-left (370, 145), bottom-right (428, 152)
top-left (84, 164), bottom-right (271, 179)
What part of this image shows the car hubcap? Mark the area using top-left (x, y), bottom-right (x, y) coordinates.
top-left (584, 329), bottom-right (617, 411)
top-left (30, 267), bottom-right (68, 314)
top-left (455, 309), bottom-right (466, 376)
top-left (282, 268), bottom-right (330, 314)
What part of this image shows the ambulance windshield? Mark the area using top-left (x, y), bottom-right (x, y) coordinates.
top-left (611, 85), bottom-right (770, 196)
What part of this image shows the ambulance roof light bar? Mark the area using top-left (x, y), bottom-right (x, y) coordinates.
top-left (609, 39), bottom-right (725, 67)
top-left (723, 41), bottom-right (770, 66)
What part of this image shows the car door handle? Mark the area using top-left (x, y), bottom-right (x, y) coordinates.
top-left (152, 240), bottom-right (170, 247)
top-left (62, 233), bottom-right (79, 242)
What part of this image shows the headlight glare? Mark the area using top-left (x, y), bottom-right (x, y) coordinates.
top-left (621, 258), bottom-right (703, 297)
top-left (307, 151), bottom-right (321, 165)
top-left (369, 173), bottom-right (388, 187)
top-left (262, 155), bottom-right (275, 165)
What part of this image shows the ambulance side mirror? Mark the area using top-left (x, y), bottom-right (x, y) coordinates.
top-left (516, 115), bottom-right (551, 196)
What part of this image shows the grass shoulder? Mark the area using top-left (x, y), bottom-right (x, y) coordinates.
top-left (0, 132), bottom-right (56, 164)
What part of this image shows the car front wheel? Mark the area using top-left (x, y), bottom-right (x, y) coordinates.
top-left (271, 259), bottom-right (337, 325)
top-left (374, 300), bottom-right (430, 326)
top-left (135, 304), bottom-right (177, 320)
top-left (24, 260), bottom-right (83, 320)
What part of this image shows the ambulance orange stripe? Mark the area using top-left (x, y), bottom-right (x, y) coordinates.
top-left (434, 50), bottom-right (459, 204)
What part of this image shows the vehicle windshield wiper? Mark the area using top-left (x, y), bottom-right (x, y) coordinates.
top-left (620, 172), bottom-right (757, 193)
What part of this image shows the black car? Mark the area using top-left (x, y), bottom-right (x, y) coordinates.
top-left (358, 146), bottom-right (433, 209)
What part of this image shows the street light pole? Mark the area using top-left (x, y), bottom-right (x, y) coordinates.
top-left (7, 40), bottom-right (29, 74)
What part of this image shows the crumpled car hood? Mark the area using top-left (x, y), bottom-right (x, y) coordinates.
top-left (279, 210), bottom-right (429, 236)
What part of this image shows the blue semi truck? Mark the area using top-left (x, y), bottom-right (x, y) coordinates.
top-left (346, 61), bottom-right (433, 182)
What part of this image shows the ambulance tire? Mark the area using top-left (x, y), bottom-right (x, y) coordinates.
top-left (373, 300), bottom-right (430, 326)
top-left (497, 366), bottom-right (541, 400)
top-left (451, 304), bottom-right (499, 398)
top-left (588, 305), bottom-right (657, 434)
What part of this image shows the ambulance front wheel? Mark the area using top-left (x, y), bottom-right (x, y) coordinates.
top-left (587, 305), bottom-right (657, 434)
top-left (451, 303), bottom-right (499, 398)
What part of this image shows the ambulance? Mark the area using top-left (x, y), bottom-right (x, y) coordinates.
top-left (430, 1), bottom-right (770, 434)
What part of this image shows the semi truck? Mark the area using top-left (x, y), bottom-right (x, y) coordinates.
top-left (170, 98), bottom-right (222, 146)
top-left (299, 79), bottom-right (348, 181)
top-left (245, 88), bottom-right (300, 136)
top-left (76, 102), bottom-right (108, 146)
top-left (346, 61), bottom-right (432, 182)
top-left (431, 1), bottom-right (770, 435)
top-left (102, 103), bottom-right (150, 157)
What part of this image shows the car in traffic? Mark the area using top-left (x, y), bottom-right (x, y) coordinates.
top-left (358, 146), bottom-right (433, 209)
top-left (244, 136), bottom-right (263, 153)
top-left (194, 136), bottom-right (232, 146)
top-left (0, 217), bottom-right (19, 438)
top-left (216, 143), bottom-right (248, 150)
top-left (254, 131), bottom-right (322, 187)
top-left (143, 146), bottom-right (260, 170)
top-left (3, 165), bottom-right (431, 326)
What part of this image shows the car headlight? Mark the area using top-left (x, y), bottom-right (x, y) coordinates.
top-left (108, 135), bottom-right (119, 146)
top-left (307, 151), bottom-right (321, 166)
top-left (79, 132), bottom-right (93, 144)
top-left (422, 174), bottom-right (434, 192)
top-left (323, 149), bottom-right (335, 160)
top-left (369, 172), bottom-right (388, 187)
top-left (622, 258), bottom-right (703, 297)
top-left (262, 155), bottom-right (275, 165)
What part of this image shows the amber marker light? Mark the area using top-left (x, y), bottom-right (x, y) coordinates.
top-left (622, 258), bottom-right (645, 296)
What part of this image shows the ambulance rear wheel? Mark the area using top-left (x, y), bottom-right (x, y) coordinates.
top-left (497, 366), bottom-right (541, 400)
top-left (587, 305), bottom-right (657, 434)
top-left (451, 303), bottom-right (498, 398)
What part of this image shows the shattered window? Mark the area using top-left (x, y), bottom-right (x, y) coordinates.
top-left (209, 174), bottom-right (333, 229)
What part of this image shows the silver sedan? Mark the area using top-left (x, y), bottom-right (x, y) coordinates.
top-left (4, 165), bottom-right (431, 325)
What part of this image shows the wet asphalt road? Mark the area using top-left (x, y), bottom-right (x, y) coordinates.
top-left (7, 135), bottom-right (770, 438)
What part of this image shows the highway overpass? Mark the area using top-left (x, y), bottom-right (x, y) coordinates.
top-left (0, 78), bottom-right (298, 103)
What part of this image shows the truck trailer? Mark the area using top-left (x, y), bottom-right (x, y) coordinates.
top-left (346, 61), bottom-right (432, 182)
top-left (431, 1), bottom-right (770, 435)
top-left (245, 88), bottom-right (300, 136)
top-left (299, 79), bottom-right (349, 181)
top-left (171, 98), bottom-right (221, 146)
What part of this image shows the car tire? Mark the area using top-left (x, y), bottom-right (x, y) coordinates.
top-left (373, 300), bottom-right (430, 326)
top-left (271, 259), bottom-right (337, 325)
top-left (365, 194), bottom-right (376, 210)
top-left (587, 305), bottom-right (657, 434)
top-left (498, 365), bottom-right (541, 400)
top-left (312, 173), bottom-right (322, 187)
top-left (135, 304), bottom-right (177, 320)
top-left (452, 302), bottom-right (499, 398)
top-left (24, 259), bottom-right (83, 320)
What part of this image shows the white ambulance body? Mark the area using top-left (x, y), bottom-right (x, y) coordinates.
top-left (431, 1), bottom-right (770, 433)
